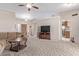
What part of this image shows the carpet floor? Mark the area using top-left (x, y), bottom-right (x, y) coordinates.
top-left (1, 39), bottom-right (79, 56)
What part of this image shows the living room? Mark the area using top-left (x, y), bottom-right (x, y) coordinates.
top-left (0, 3), bottom-right (79, 56)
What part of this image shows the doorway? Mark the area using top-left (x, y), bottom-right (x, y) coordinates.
top-left (21, 24), bottom-right (27, 35)
top-left (62, 20), bottom-right (71, 41)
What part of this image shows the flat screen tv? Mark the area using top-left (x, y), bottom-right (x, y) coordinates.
top-left (41, 26), bottom-right (50, 32)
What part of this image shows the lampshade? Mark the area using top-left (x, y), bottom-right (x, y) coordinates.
top-left (62, 26), bottom-right (65, 29)
top-left (16, 37), bottom-right (22, 41)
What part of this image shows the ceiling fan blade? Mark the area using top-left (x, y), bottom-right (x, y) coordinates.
top-left (32, 6), bottom-right (39, 9)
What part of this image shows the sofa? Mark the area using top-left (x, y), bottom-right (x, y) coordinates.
top-left (0, 32), bottom-right (21, 50)
top-left (0, 32), bottom-right (21, 40)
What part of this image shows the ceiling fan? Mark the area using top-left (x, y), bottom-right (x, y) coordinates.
top-left (18, 3), bottom-right (39, 11)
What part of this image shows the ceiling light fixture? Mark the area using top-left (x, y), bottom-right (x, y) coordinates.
top-left (26, 3), bottom-right (32, 8)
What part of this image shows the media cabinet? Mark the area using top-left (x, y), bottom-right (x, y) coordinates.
top-left (39, 32), bottom-right (50, 40)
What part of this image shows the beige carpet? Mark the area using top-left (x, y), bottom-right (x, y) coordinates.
top-left (1, 39), bottom-right (79, 56)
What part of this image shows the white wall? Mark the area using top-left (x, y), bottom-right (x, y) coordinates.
top-left (59, 9), bottom-right (79, 43)
top-left (29, 16), bottom-right (61, 40)
top-left (0, 10), bottom-right (27, 32)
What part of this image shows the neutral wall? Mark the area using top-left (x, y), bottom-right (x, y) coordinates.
top-left (29, 16), bottom-right (61, 40)
top-left (0, 10), bottom-right (26, 32)
top-left (59, 9), bottom-right (79, 43)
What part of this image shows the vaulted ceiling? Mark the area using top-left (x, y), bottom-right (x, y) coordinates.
top-left (0, 3), bottom-right (79, 19)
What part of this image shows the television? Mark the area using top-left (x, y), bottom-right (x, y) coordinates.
top-left (41, 26), bottom-right (50, 32)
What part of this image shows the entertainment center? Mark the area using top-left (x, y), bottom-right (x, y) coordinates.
top-left (39, 26), bottom-right (50, 40)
